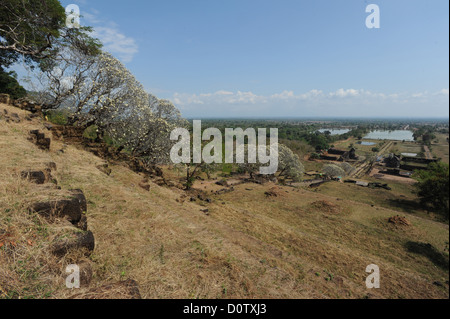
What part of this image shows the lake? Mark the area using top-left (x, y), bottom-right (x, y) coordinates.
top-left (318, 129), bottom-right (351, 135)
top-left (363, 130), bottom-right (414, 141)
top-left (359, 141), bottom-right (376, 146)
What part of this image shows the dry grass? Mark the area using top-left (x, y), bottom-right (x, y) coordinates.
top-left (431, 133), bottom-right (449, 164)
top-left (0, 103), bottom-right (448, 299)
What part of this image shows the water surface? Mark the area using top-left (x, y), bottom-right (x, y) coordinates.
top-left (359, 141), bottom-right (376, 146)
top-left (318, 129), bottom-right (351, 135)
top-left (363, 130), bottom-right (414, 141)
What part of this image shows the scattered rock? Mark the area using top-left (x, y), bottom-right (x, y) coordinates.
top-left (264, 186), bottom-right (284, 198)
top-left (20, 170), bottom-right (46, 184)
top-left (51, 125), bottom-right (85, 142)
top-left (215, 187), bottom-right (235, 195)
top-left (154, 178), bottom-right (166, 186)
top-left (138, 182), bottom-right (150, 191)
top-left (46, 162), bottom-right (57, 171)
top-left (215, 179), bottom-right (228, 187)
top-left (78, 260), bottom-right (94, 286)
top-left (75, 214), bottom-right (88, 231)
top-left (51, 230), bottom-right (95, 257)
top-left (0, 93), bottom-right (11, 105)
top-left (12, 98), bottom-right (42, 113)
top-left (29, 192), bottom-right (87, 226)
top-left (10, 113), bottom-right (20, 123)
top-left (69, 189), bottom-right (88, 213)
top-left (96, 164), bottom-right (111, 176)
top-left (388, 215), bottom-right (411, 227)
top-left (28, 130), bottom-right (51, 151)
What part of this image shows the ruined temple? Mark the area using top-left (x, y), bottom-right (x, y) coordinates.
top-left (384, 153), bottom-right (401, 168)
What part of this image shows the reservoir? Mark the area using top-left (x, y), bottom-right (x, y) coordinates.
top-left (318, 129), bottom-right (351, 135)
top-left (359, 141), bottom-right (376, 146)
top-left (401, 153), bottom-right (418, 157)
top-left (363, 130), bottom-right (414, 141)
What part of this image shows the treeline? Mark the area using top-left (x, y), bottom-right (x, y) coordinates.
top-left (195, 120), bottom-right (370, 151)
top-left (413, 124), bottom-right (449, 145)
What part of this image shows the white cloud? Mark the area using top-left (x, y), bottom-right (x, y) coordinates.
top-left (329, 88), bottom-right (360, 98)
top-left (170, 88), bottom-right (449, 118)
top-left (271, 90), bottom-right (295, 100)
top-left (92, 26), bottom-right (138, 63)
top-left (80, 10), bottom-right (138, 63)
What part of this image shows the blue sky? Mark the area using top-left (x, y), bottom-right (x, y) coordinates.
top-left (46, 1), bottom-right (449, 117)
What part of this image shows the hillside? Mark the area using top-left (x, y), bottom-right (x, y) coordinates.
top-left (0, 102), bottom-right (448, 299)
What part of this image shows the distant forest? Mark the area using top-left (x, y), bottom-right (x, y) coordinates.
top-left (190, 119), bottom-right (449, 152)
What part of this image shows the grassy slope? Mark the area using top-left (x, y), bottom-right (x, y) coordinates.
top-left (0, 103), bottom-right (448, 299)
top-left (431, 133), bottom-right (449, 164)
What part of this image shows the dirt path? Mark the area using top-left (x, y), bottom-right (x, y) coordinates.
top-left (350, 141), bottom-right (393, 178)
top-left (423, 145), bottom-right (433, 159)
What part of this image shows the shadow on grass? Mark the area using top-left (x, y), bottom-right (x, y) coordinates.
top-left (405, 241), bottom-right (449, 270)
top-left (387, 198), bottom-right (422, 214)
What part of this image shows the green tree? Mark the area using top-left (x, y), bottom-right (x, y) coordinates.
top-left (0, 0), bottom-right (66, 67)
top-left (309, 134), bottom-right (329, 152)
top-left (0, 67), bottom-right (26, 98)
top-left (422, 132), bottom-right (436, 145)
top-left (415, 162), bottom-right (449, 219)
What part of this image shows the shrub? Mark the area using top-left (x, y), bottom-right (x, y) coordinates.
top-left (44, 110), bottom-right (68, 125)
top-left (0, 69), bottom-right (27, 99)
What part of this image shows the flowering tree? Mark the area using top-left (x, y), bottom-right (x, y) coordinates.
top-left (277, 144), bottom-right (304, 182)
top-left (338, 162), bottom-right (355, 176)
top-left (31, 38), bottom-right (185, 164)
top-left (323, 164), bottom-right (346, 178)
top-left (236, 143), bottom-right (304, 181)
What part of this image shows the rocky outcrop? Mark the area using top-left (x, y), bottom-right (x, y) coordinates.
top-left (29, 190), bottom-right (87, 226)
top-left (21, 168), bottom-right (56, 185)
top-left (28, 130), bottom-right (51, 151)
top-left (51, 230), bottom-right (95, 257)
top-left (0, 93), bottom-right (11, 105)
top-left (388, 215), bottom-right (411, 227)
top-left (0, 108), bottom-right (21, 123)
